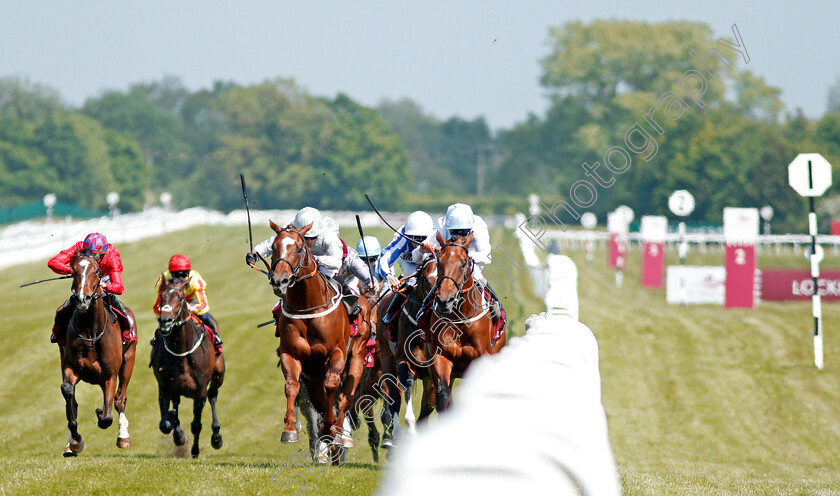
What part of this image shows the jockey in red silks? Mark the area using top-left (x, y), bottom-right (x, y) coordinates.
top-left (48, 232), bottom-right (137, 345)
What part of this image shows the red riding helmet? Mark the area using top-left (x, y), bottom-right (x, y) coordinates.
top-left (83, 232), bottom-right (108, 252)
top-left (169, 254), bottom-right (191, 272)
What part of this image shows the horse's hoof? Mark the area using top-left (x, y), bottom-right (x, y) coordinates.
top-left (280, 431), bottom-right (298, 443)
top-left (116, 437), bottom-right (131, 449)
top-left (372, 450), bottom-right (379, 463)
top-left (63, 438), bottom-right (84, 457)
top-left (211, 433), bottom-right (223, 450)
top-left (173, 428), bottom-right (187, 446)
top-left (342, 437), bottom-right (354, 448)
top-left (381, 437), bottom-right (394, 449)
top-left (159, 419), bottom-right (173, 434)
top-left (191, 446), bottom-right (200, 458)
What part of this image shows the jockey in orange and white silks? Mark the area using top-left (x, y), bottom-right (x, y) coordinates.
top-left (48, 232), bottom-right (137, 345)
top-left (151, 254), bottom-right (223, 355)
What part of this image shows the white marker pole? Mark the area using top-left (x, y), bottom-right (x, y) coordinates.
top-left (788, 154), bottom-right (831, 370)
top-left (808, 191), bottom-right (824, 370)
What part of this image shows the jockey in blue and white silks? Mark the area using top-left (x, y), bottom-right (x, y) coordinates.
top-left (377, 211), bottom-right (435, 326)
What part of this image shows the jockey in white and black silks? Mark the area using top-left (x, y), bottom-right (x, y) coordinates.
top-left (375, 211), bottom-right (437, 327)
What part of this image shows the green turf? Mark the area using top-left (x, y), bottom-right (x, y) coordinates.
top-left (0, 225), bottom-right (538, 495)
top-left (3, 225), bottom-right (840, 495)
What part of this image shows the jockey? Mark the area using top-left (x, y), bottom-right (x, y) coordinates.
top-left (346, 236), bottom-right (383, 293)
top-left (47, 232), bottom-right (137, 345)
top-left (378, 211), bottom-right (436, 326)
top-left (413, 203), bottom-right (502, 324)
top-left (150, 254), bottom-right (223, 355)
top-left (246, 207), bottom-right (369, 318)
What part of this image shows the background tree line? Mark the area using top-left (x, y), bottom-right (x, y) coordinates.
top-left (2, 19), bottom-right (840, 232)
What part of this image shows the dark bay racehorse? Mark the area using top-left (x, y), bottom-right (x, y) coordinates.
top-left (267, 221), bottom-right (369, 464)
top-left (152, 277), bottom-right (225, 457)
top-left (60, 251), bottom-right (136, 456)
top-left (387, 258), bottom-right (438, 435)
top-left (429, 231), bottom-right (506, 411)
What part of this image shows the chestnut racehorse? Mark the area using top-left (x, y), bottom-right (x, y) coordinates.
top-left (59, 251), bottom-right (136, 456)
top-left (266, 221), bottom-right (370, 464)
top-left (429, 231), bottom-right (506, 411)
top-left (152, 277), bottom-right (225, 457)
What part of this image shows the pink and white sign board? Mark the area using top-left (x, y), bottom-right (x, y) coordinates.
top-left (641, 216), bottom-right (667, 288)
top-left (607, 212), bottom-right (629, 269)
top-left (724, 207), bottom-right (759, 308)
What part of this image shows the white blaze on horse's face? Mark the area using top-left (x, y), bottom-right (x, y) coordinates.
top-left (75, 259), bottom-right (96, 311)
top-left (271, 233), bottom-right (300, 294)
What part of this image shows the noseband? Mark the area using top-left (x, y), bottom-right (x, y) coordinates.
top-left (437, 242), bottom-right (474, 295)
top-left (270, 228), bottom-right (316, 287)
top-left (158, 286), bottom-right (189, 336)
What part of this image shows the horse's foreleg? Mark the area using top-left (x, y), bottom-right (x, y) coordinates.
top-left (396, 361), bottom-right (417, 435)
top-left (431, 356), bottom-right (454, 412)
top-left (417, 377), bottom-right (436, 423)
top-left (336, 339), bottom-right (365, 447)
top-left (61, 365), bottom-right (84, 456)
top-left (279, 353), bottom-right (302, 443)
top-left (115, 341), bottom-right (136, 448)
top-left (96, 375), bottom-right (117, 430)
top-left (208, 384), bottom-right (223, 450)
top-left (324, 348), bottom-right (346, 464)
top-left (172, 397), bottom-right (186, 446)
top-left (158, 384), bottom-right (173, 434)
top-left (190, 393), bottom-right (207, 458)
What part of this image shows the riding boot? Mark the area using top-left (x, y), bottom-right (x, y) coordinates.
top-left (480, 280), bottom-right (502, 323)
top-left (334, 274), bottom-right (362, 319)
top-left (414, 281), bottom-right (439, 322)
top-left (381, 290), bottom-right (407, 325)
top-left (199, 313), bottom-right (223, 345)
top-left (108, 294), bottom-right (137, 337)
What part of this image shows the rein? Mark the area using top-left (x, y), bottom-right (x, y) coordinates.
top-left (270, 227), bottom-right (317, 288)
top-left (280, 273), bottom-right (342, 320)
top-left (158, 286), bottom-right (206, 357)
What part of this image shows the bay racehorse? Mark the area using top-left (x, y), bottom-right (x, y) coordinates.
top-left (266, 221), bottom-right (370, 464)
top-left (60, 251), bottom-right (136, 456)
top-left (152, 276), bottom-right (225, 457)
top-left (386, 257), bottom-right (438, 436)
top-left (428, 231), bottom-right (506, 411)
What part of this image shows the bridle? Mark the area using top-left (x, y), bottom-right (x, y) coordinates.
top-left (270, 227), bottom-right (317, 288)
top-left (436, 242), bottom-right (475, 296)
top-left (69, 254), bottom-right (108, 347)
top-left (157, 286), bottom-right (190, 336)
top-left (157, 282), bottom-right (206, 356)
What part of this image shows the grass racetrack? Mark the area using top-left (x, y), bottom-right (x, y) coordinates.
top-left (2, 224), bottom-right (840, 495)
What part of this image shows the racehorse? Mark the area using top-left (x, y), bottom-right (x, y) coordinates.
top-left (266, 220), bottom-right (369, 464)
top-left (348, 286), bottom-right (396, 462)
top-left (386, 257), bottom-right (438, 436)
top-left (152, 276), bottom-right (225, 457)
top-left (428, 231), bottom-right (506, 411)
top-left (59, 251), bottom-right (136, 456)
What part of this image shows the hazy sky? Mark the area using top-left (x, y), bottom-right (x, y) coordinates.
top-left (0, 1), bottom-right (836, 130)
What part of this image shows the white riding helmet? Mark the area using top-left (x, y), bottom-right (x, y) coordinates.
top-left (404, 211), bottom-right (434, 237)
top-left (292, 207), bottom-right (323, 238)
top-left (356, 236), bottom-right (382, 258)
top-left (444, 203), bottom-right (474, 231)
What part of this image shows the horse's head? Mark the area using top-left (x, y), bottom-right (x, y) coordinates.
top-left (157, 276), bottom-right (189, 335)
top-left (434, 231), bottom-right (474, 314)
top-left (418, 257), bottom-right (438, 298)
top-left (71, 250), bottom-right (103, 312)
top-left (268, 219), bottom-right (313, 296)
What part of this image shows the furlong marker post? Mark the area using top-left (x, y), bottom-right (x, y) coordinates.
top-left (788, 153), bottom-right (832, 370)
